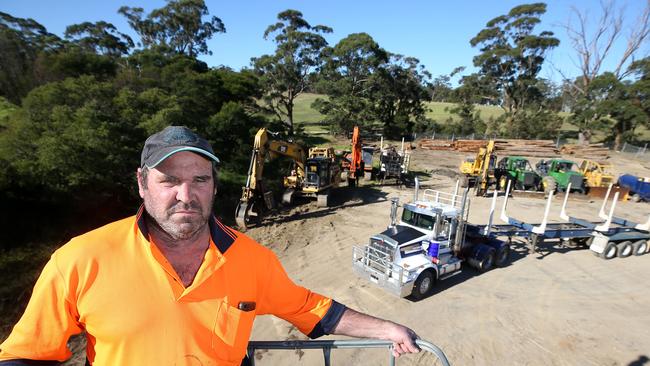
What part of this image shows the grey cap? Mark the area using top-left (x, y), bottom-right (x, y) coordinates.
top-left (141, 126), bottom-right (220, 168)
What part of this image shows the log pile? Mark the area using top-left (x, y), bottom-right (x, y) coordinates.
top-left (418, 138), bottom-right (611, 160)
top-left (559, 143), bottom-right (610, 160)
top-left (493, 139), bottom-right (558, 158)
top-left (417, 139), bottom-right (454, 150)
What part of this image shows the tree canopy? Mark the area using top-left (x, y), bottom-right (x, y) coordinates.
top-left (253, 9), bottom-right (332, 135)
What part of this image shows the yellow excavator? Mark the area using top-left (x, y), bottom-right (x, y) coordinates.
top-left (459, 140), bottom-right (498, 196)
top-left (235, 128), bottom-right (341, 229)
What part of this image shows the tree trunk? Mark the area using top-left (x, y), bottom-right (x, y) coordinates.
top-left (614, 131), bottom-right (623, 151)
top-left (287, 102), bottom-right (294, 136)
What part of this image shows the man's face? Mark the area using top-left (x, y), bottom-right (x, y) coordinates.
top-left (137, 151), bottom-right (216, 240)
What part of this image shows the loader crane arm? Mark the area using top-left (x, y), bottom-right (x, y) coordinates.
top-left (235, 128), bottom-right (306, 229)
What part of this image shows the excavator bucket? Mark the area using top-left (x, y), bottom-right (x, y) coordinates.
top-left (587, 186), bottom-right (629, 201)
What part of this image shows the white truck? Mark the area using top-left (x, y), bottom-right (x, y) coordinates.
top-left (352, 182), bottom-right (510, 300)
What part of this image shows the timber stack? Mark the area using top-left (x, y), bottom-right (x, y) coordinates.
top-left (559, 143), bottom-right (610, 160)
top-left (419, 138), bottom-right (612, 159)
top-left (419, 138), bottom-right (559, 157)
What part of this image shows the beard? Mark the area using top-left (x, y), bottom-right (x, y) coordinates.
top-left (145, 199), bottom-right (213, 241)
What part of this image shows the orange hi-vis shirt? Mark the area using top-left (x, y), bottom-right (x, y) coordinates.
top-left (0, 208), bottom-right (345, 365)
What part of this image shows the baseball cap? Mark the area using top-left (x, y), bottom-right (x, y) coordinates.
top-left (141, 126), bottom-right (220, 168)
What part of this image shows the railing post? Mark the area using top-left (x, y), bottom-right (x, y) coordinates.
top-left (323, 346), bottom-right (331, 366)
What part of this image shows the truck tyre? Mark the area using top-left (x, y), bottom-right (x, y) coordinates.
top-left (495, 245), bottom-right (510, 267)
top-left (616, 241), bottom-right (633, 258)
top-left (477, 249), bottom-right (496, 273)
top-left (631, 193), bottom-right (641, 202)
top-left (411, 270), bottom-right (435, 300)
top-left (542, 176), bottom-right (556, 196)
top-left (499, 176), bottom-right (508, 191)
top-left (632, 240), bottom-right (648, 256)
top-left (601, 241), bottom-right (618, 260)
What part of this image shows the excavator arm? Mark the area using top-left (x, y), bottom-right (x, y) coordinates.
top-left (236, 128), bottom-right (306, 229)
top-left (347, 126), bottom-right (363, 185)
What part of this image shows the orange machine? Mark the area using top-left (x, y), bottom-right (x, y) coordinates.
top-left (347, 126), bottom-right (364, 186)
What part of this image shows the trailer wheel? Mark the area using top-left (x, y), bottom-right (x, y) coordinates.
top-left (411, 270), bottom-right (435, 300)
top-left (602, 242), bottom-right (618, 260)
top-left (495, 245), bottom-right (510, 267)
top-left (631, 193), bottom-right (641, 203)
top-left (632, 240), bottom-right (647, 256)
top-left (477, 249), bottom-right (496, 273)
top-left (616, 241), bottom-right (633, 258)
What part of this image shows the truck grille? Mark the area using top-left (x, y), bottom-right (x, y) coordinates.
top-left (367, 239), bottom-right (394, 273)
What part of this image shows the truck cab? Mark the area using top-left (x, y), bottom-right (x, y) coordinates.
top-left (352, 187), bottom-right (509, 300)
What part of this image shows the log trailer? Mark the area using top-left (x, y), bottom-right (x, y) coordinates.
top-left (474, 182), bottom-right (650, 259)
top-left (352, 180), bottom-right (510, 300)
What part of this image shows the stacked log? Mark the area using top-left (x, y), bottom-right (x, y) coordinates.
top-left (418, 139), bottom-right (454, 150)
top-left (418, 138), bottom-right (611, 160)
top-left (559, 143), bottom-right (610, 160)
top-left (493, 139), bottom-right (558, 158)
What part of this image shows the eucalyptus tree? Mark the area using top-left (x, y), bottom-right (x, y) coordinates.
top-left (119, 0), bottom-right (225, 57)
top-left (470, 3), bottom-right (559, 135)
top-left (312, 32), bottom-right (388, 133)
top-left (253, 9), bottom-right (332, 135)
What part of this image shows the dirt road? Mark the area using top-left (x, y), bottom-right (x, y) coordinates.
top-left (246, 148), bottom-right (650, 366)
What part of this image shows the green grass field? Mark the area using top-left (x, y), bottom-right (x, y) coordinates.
top-left (291, 94), bottom-right (650, 143)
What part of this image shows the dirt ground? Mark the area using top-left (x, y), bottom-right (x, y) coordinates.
top-left (244, 147), bottom-right (650, 366)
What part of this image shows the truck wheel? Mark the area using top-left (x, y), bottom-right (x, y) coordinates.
top-left (478, 249), bottom-right (496, 273)
top-left (499, 176), bottom-right (508, 191)
top-left (631, 193), bottom-right (641, 202)
top-left (616, 241), bottom-right (633, 258)
top-left (495, 245), bottom-right (510, 267)
top-left (632, 240), bottom-right (648, 256)
top-left (411, 270), bottom-right (435, 300)
top-left (542, 176), bottom-right (556, 196)
top-left (601, 242), bottom-right (618, 260)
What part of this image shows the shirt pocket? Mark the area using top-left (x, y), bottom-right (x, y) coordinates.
top-left (212, 301), bottom-right (256, 362)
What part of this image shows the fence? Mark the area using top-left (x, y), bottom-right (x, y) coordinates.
top-left (619, 142), bottom-right (649, 160)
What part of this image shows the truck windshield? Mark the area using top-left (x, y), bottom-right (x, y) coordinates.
top-left (557, 162), bottom-right (576, 172)
top-left (402, 209), bottom-right (435, 231)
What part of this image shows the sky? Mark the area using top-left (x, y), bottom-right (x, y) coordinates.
top-left (2, 0), bottom-right (648, 85)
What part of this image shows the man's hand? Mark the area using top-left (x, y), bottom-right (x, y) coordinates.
top-left (332, 308), bottom-right (420, 357)
top-left (387, 323), bottom-right (420, 358)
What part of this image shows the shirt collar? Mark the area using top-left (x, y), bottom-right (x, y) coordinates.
top-left (135, 204), bottom-right (236, 254)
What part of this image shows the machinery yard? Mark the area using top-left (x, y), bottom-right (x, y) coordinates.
top-left (245, 146), bottom-right (650, 366)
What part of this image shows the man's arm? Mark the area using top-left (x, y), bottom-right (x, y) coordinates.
top-left (331, 308), bottom-right (420, 358)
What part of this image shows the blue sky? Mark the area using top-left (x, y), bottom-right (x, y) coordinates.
top-left (2, 0), bottom-right (648, 85)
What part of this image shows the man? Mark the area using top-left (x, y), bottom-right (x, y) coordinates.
top-left (0, 126), bottom-right (420, 365)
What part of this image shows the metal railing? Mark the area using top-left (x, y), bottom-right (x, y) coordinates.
top-left (247, 339), bottom-right (451, 366)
